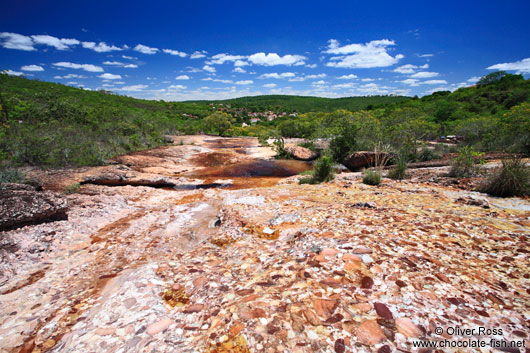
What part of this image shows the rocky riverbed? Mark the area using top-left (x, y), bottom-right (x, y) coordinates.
top-left (0, 136), bottom-right (529, 353)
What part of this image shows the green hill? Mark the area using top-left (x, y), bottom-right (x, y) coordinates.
top-left (187, 94), bottom-right (410, 113)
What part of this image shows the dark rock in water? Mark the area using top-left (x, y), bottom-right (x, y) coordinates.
top-left (208, 217), bottom-right (221, 228)
top-left (284, 144), bottom-right (318, 161)
top-left (343, 151), bottom-right (393, 171)
top-left (0, 183), bottom-right (68, 231)
top-left (81, 173), bottom-right (176, 188)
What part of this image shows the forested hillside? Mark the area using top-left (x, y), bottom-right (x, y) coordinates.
top-left (1, 72), bottom-right (529, 168)
top-left (188, 94), bottom-right (410, 113)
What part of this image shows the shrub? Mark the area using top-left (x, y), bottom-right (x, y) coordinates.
top-left (0, 168), bottom-right (25, 183)
top-left (65, 182), bottom-right (81, 194)
top-left (479, 158), bottom-right (529, 197)
top-left (298, 156), bottom-right (334, 184)
top-left (388, 159), bottom-right (407, 180)
top-left (449, 146), bottom-right (485, 177)
top-left (257, 133), bottom-right (269, 146)
top-left (419, 148), bottom-right (442, 162)
top-left (362, 169), bottom-right (381, 185)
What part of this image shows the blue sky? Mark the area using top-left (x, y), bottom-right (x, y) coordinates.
top-left (1, 0), bottom-right (529, 100)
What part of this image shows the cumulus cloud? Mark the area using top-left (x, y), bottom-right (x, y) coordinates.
top-left (52, 62), bottom-right (104, 72)
top-left (423, 79), bottom-right (447, 85)
top-left (103, 61), bottom-right (138, 68)
top-left (467, 76), bottom-right (481, 83)
top-left (487, 57), bottom-right (530, 74)
top-left (208, 54), bottom-right (247, 65)
top-left (134, 44), bottom-right (159, 54)
top-left (393, 63), bottom-right (428, 74)
top-left (324, 39), bottom-right (403, 69)
top-left (119, 84), bottom-right (148, 91)
top-left (248, 53), bottom-right (306, 66)
top-left (288, 73), bottom-right (326, 82)
top-left (98, 73), bottom-right (122, 80)
top-left (202, 65), bottom-right (216, 73)
top-left (163, 49), bottom-right (187, 57)
top-left (168, 84), bottom-right (186, 90)
top-left (263, 83), bottom-right (277, 88)
top-left (400, 78), bottom-right (420, 86)
top-left (235, 80), bottom-right (253, 85)
top-left (190, 51), bottom-right (207, 59)
top-left (54, 74), bottom-right (86, 79)
top-left (337, 74), bottom-right (358, 80)
top-left (333, 82), bottom-right (356, 89)
top-left (82, 41), bottom-right (123, 52)
top-left (306, 64), bottom-right (317, 69)
top-left (410, 71), bottom-right (439, 78)
top-left (21, 64), bottom-right (44, 72)
top-left (3, 69), bottom-right (24, 76)
top-left (0, 32), bottom-right (35, 51)
top-left (31, 35), bottom-right (79, 50)
top-left (175, 75), bottom-right (190, 80)
top-left (259, 72), bottom-right (296, 79)
top-left (122, 55), bottom-right (137, 60)
top-left (233, 67), bottom-right (246, 73)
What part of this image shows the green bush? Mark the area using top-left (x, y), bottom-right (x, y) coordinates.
top-left (480, 158), bottom-right (529, 197)
top-left (0, 168), bottom-right (25, 183)
top-left (388, 159), bottom-right (408, 180)
top-left (298, 156), bottom-right (334, 184)
top-left (419, 148), bottom-right (442, 162)
top-left (362, 169), bottom-right (381, 185)
top-left (65, 182), bottom-right (81, 194)
top-left (449, 146), bottom-right (485, 177)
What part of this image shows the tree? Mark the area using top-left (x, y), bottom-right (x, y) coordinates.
top-left (477, 71), bottom-right (507, 86)
top-left (204, 111), bottom-right (234, 136)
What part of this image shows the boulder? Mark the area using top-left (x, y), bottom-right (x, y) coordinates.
top-left (343, 151), bottom-right (393, 171)
top-left (0, 183), bottom-right (68, 231)
top-left (284, 144), bottom-right (318, 161)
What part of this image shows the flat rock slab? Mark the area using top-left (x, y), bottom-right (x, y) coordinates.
top-left (0, 183), bottom-right (68, 231)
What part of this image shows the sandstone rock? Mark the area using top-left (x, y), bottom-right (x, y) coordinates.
top-left (146, 318), bottom-right (174, 335)
top-left (396, 317), bottom-right (422, 338)
top-left (183, 303), bottom-right (205, 313)
top-left (356, 320), bottom-right (386, 345)
top-left (374, 303), bottom-right (393, 320)
top-left (284, 144), bottom-right (318, 161)
top-left (343, 151), bottom-right (393, 171)
top-left (0, 183), bottom-right (68, 231)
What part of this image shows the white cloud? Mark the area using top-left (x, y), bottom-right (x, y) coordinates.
top-left (263, 83), bottom-right (277, 88)
top-left (31, 35), bottom-right (79, 50)
top-left (190, 51), bottom-right (207, 59)
top-left (410, 71), bottom-right (439, 78)
top-left (52, 62), bottom-right (103, 72)
top-left (82, 41), bottom-right (122, 52)
top-left (360, 78), bottom-right (375, 82)
top-left (168, 84), bottom-right (186, 90)
top-left (202, 65), bottom-right (216, 73)
top-left (3, 69), bottom-right (24, 76)
top-left (288, 73), bottom-right (326, 82)
top-left (21, 64), bottom-right (44, 72)
top-left (259, 72), bottom-right (296, 79)
top-left (248, 53), bottom-right (307, 66)
top-left (356, 83), bottom-right (390, 95)
top-left (306, 64), bottom-right (317, 68)
top-left (234, 60), bottom-right (249, 67)
top-left (54, 74), bottom-right (86, 79)
top-left (202, 78), bottom-right (233, 83)
top-left (134, 44), bottom-right (159, 54)
top-left (393, 63), bottom-right (428, 74)
top-left (0, 32), bottom-right (35, 51)
top-left (175, 75), bottom-right (190, 80)
top-left (423, 79), bottom-right (447, 85)
top-left (312, 80), bottom-right (328, 86)
top-left (337, 74), bottom-right (358, 80)
top-left (208, 54), bottom-right (247, 65)
top-left (400, 78), bottom-right (420, 86)
top-left (98, 73), bottom-right (122, 80)
top-left (467, 76), bottom-right (481, 83)
top-left (122, 55), bottom-right (137, 60)
top-left (119, 84), bottom-right (148, 91)
top-left (235, 80), bottom-right (253, 85)
top-left (487, 57), bottom-right (530, 74)
top-left (103, 61), bottom-right (138, 68)
top-left (333, 82), bottom-right (356, 89)
top-left (233, 67), bottom-right (246, 73)
top-left (163, 49), bottom-right (187, 57)
top-left (418, 54), bottom-right (434, 58)
top-left (324, 39), bottom-right (404, 69)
